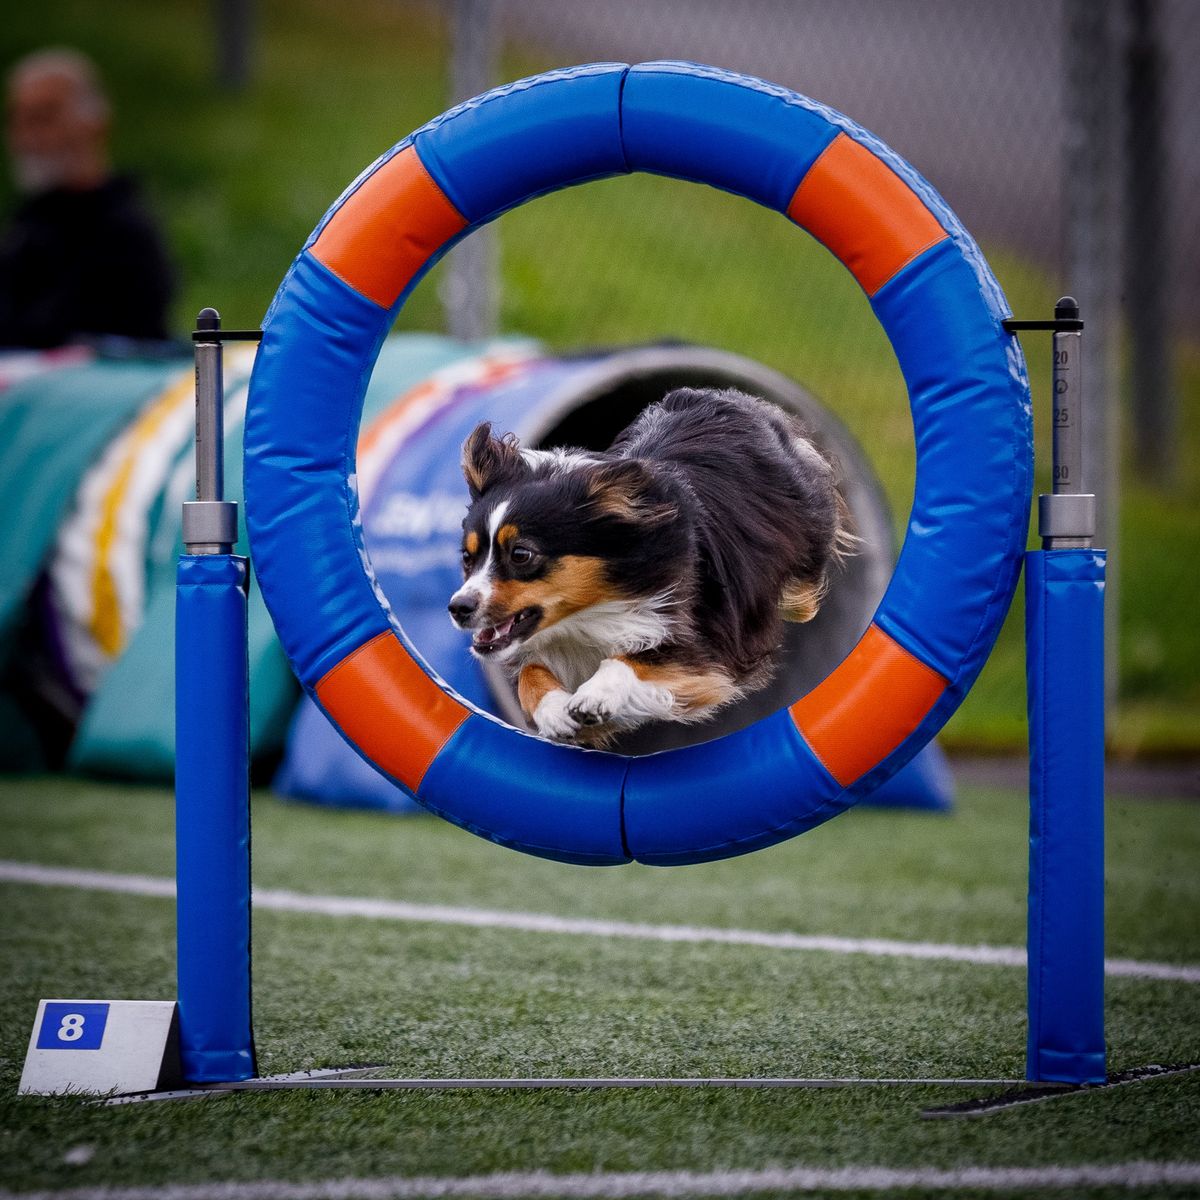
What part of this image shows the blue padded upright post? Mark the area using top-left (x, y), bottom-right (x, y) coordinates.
top-left (174, 308), bottom-right (256, 1083)
top-left (1025, 548), bottom-right (1106, 1083)
top-left (1022, 296), bottom-right (1106, 1085)
top-left (174, 553), bottom-right (255, 1083)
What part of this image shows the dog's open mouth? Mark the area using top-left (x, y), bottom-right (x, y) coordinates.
top-left (471, 607), bottom-right (541, 655)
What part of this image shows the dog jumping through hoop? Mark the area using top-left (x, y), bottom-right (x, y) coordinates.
top-left (449, 388), bottom-right (853, 747)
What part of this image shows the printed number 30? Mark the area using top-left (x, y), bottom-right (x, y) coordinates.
top-left (57, 1014), bottom-right (86, 1042)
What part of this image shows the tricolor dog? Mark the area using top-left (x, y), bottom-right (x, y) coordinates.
top-left (449, 388), bottom-right (851, 747)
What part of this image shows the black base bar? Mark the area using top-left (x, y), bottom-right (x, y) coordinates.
top-left (922, 1062), bottom-right (1200, 1119)
top-left (107, 1071), bottom-right (1043, 1106)
top-left (207, 1075), bottom-right (1032, 1091)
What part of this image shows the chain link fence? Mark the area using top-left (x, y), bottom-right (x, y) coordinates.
top-left (411, 0), bottom-right (1198, 748)
top-left (4, 0), bottom-right (1194, 751)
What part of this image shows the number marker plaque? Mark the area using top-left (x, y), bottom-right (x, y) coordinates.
top-left (19, 1000), bottom-right (182, 1096)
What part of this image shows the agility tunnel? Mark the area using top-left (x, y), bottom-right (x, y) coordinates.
top-left (0, 334), bottom-right (950, 809)
top-left (0, 334), bottom-right (507, 776)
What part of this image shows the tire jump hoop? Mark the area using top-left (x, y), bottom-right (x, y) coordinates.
top-left (243, 61), bottom-right (1032, 869)
top-left (20, 62), bottom-right (1108, 1104)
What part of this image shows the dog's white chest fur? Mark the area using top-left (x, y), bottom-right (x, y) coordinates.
top-left (512, 595), bottom-right (675, 692)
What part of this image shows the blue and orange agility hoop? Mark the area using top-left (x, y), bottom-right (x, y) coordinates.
top-left (244, 62), bottom-right (1033, 868)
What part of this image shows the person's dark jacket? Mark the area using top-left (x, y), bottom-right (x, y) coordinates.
top-left (0, 174), bottom-right (174, 348)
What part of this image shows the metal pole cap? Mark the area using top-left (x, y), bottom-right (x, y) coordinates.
top-left (1039, 492), bottom-right (1096, 541)
top-left (183, 499), bottom-right (239, 552)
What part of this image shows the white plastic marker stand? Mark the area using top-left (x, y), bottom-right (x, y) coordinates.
top-left (19, 1000), bottom-right (182, 1095)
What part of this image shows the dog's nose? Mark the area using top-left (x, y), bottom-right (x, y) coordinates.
top-left (448, 593), bottom-right (478, 624)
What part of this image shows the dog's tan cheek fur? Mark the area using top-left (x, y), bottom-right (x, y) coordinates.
top-left (489, 556), bottom-right (618, 627)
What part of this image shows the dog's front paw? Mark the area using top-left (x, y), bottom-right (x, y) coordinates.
top-left (566, 690), bottom-right (613, 728)
top-left (533, 689), bottom-right (580, 742)
top-left (567, 659), bottom-right (642, 732)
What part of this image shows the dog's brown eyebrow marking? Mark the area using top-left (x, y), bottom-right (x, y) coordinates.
top-left (497, 523), bottom-right (519, 548)
top-left (465, 531), bottom-right (480, 555)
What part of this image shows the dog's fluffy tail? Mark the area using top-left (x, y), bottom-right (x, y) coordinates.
top-left (779, 489), bottom-right (859, 624)
top-left (779, 575), bottom-right (827, 624)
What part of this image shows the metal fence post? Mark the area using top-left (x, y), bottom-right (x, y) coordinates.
top-left (1064, 0), bottom-right (1121, 708)
top-left (214, 0), bottom-right (255, 91)
top-left (1123, 0), bottom-right (1175, 481)
top-left (442, 0), bottom-right (499, 341)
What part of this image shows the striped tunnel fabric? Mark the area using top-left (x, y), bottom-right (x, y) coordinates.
top-left (243, 62), bottom-right (1031, 866)
top-left (51, 347), bottom-right (258, 695)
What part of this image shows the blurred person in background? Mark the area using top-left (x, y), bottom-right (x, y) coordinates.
top-left (0, 48), bottom-right (174, 348)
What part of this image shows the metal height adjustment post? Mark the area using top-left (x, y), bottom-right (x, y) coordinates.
top-left (1040, 296), bottom-right (1095, 550)
top-left (1011, 294), bottom-right (1107, 1084)
top-left (183, 308), bottom-right (238, 554)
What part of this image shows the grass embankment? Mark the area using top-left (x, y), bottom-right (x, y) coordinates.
top-left (1, 778), bottom-right (1198, 1193)
top-left (1, 0), bottom-right (1197, 752)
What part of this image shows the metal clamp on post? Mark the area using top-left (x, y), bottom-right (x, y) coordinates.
top-left (182, 310), bottom-right (262, 553)
top-left (1004, 297), bottom-right (1095, 550)
top-left (183, 308), bottom-right (237, 554)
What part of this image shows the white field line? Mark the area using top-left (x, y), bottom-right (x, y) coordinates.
top-left (2, 859), bottom-right (1198, 985)
top-left (4, 1162), bottom-right (1200, 1199)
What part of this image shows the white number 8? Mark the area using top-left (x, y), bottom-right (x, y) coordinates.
top-left (57, 1013), bottom-right (86, 1042)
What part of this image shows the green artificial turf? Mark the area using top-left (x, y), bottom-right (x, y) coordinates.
top-left (1, 778), bottom-right (1198, 1195)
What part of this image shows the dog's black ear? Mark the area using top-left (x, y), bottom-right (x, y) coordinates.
top-left (585, 459), bottom-right (676, 527)
top-left (462, 422), bottom-right (528, 499)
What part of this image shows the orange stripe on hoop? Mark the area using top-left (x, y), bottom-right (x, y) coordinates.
top-left (789, 624), bottom-right (947, 788)
top-left (316, 632), bottom-right (470, 792)
top-left (786, 133), bottom-right (948, 297)
top-left (311, 145), bottom-right (467, 309)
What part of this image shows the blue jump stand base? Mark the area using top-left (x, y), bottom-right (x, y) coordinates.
top-left (1025, 548), bottom-right (1107, 1084)
top-left (169, 551), bottom-right (1107, 1088)
top-left (175, 553), bottom-right (257, 1083)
